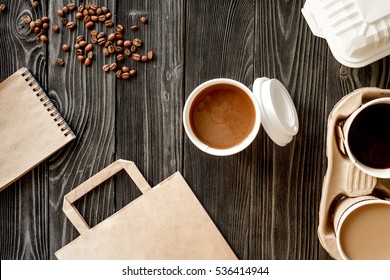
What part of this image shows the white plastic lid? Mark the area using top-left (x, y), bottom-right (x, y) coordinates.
top-left (302, 0), bottom-right (390, 68)
top-left (253, 78), bottom-right (299, 146)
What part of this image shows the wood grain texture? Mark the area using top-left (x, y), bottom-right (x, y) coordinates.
top-left (1, 0), bottom-right (390, 260)
top-left (0, 0), bottom-right (49, 259)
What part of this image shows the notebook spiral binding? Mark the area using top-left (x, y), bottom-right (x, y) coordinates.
top-left (21, 69), bottom-right (74, 137)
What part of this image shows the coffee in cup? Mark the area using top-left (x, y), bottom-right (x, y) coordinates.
top-left (183, 78), bottom-right (299, 156)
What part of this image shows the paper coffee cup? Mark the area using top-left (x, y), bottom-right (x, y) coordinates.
top-left (333, 196), bottom-right (390, 260)
top-left (343, 97), bottom-right (390, 178)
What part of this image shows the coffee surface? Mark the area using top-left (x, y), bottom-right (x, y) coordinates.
top-left (339, 203), bottom-right (390, 259)
top-left (348, 103), bottom-right (390, 169)
top-left (190, 84), bottom-right (256, 149)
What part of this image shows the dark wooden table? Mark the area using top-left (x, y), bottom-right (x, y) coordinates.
top-left (1, 0), bottom-right (389, 260)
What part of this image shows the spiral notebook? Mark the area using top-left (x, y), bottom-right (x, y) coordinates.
top-left (0, 68), bottom-right (75, 191)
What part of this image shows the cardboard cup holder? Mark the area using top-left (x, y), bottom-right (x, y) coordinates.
top-left (319, 87), bottom-right (390, 259)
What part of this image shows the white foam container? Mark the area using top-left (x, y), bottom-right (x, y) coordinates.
top-left (302, 0), bottom-right (390, 68)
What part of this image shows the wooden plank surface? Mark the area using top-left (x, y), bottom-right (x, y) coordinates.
top-left (0, 0), bottom-right (390, 260)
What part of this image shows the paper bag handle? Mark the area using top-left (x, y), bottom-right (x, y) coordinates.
top-left (62, 159), bottom-right (152, 234)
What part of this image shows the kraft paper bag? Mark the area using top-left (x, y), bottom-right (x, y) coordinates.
top-left (55, 159), bottom-right (237, 260)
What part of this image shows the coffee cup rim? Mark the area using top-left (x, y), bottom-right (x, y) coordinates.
top-left (343, 97), bottom-right (390, 178)
top-left (183, 78), bottom-right (261, 156)
top-left (335, 198), bottom-right (390, 260)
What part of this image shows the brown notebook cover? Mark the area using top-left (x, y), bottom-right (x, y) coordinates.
top-left (0, 68), bottom-right (75, 191)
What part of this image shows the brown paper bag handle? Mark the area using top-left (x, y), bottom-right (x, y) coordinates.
top-left (62, 159), bottom-right (152, 234)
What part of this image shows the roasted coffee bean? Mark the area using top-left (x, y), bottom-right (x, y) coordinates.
top-left (108, 33), bottom-right (115, 41)
top-left (132, 53), bottom-right (141, 61)
top-left (66, 22), bottom-right (76, 30)
top-left (52, 24), bottom-right (59, 32)
top-left (88, 9), bottom-right (95, 15)
top-left (85, 21), bottom-right (94, 29)
top-left (122, 72), bottom-right (130, 80)
top-left (104, 41), bottom-right (111, 48)
top-left (130, 45), bottom-right (137, 52)
top-left (140, 17), bottom-right (148, 24)
top-left (62, 6), bottom-right (69, 14)
top-left (74, 43), bottom-right (80, 49)
top-left (101, 6), bottom-right (108, 13)
top-left (102, 64), bottom-right (110, 72)
top-left (105, 12), bottom-right (112, 19)
top-left (87, 51), bottom-right (94, 60)
top-left (56, 58), bottom-right (65, 66)
top-left (77, 55), bottom-right (85, 63)
top-left (123, 40), bottom-right (132, 48)
top-left (79, 40), bottom-right (87, 48)
top-left (84, 57), bottom-right (92, 66)
top-left (124, 48), bottom-right (131, 56)
top-left (40, 35), bottom-right (48, 43)
top-left (83, 9), bottom-right (89, 16)
top-left (23, 15), bottom-right (32, 24)
top-left (97, 32), bottom-right (105, 39)
top-left (96, 14), bottom-right (104, 22)
top-left (75, 12), bottom-right (83, 19)
top-left (130, 25), bottom-right (138, 31)
top-left (90, 4), bottom-right (97, 10)
top-left (116, 54), bottom-right (124, 62)
top-left (76, 49), bottom-right (83, 55)
top-left (116, 24), bottom-right (124, 32)
top-left (91, 35), bottom-right (98, 44)
top-left (108, 45), bottom-right (115, 54)
top-left (115, 46), bottom-right (123, 53)
top-left (78, 5), bottom-right (84, 13)
top-left (32, 1), bottom-right (39, 10)
top-left (102, 48), bottom-right (109, 56)
top-left (34, 26), bottom-right (41, 33)
top-left (91, 15), bottom-right (98, 22)
top-left (96, 8), bottom-right (102, 15)
top-left (147, 50), bottom-right (153, 60)
top-left (67, 3), bottom-right (76, 11)
top-left (129, 69), bottom-right (136, 76)
top-left (57, 9), bottom-right (64, 17)
top-left (85, 3), bottom-right (91, 10)
top-left (97, 37), bottom-right (106, 46)
top-left (35, 19), bottom-right (42, 27)
top-left (85, 44), bottom-right (93, 52)
top-left (115, 33), bottom-right (123, 40)
top-left (42, 23), bottom-right (49, 29)
top-left (84, 15), bottom-right (91, 22)
top-left (91, 30), bottom-right (98, 36)
top-left (61, 18), bottom-right (68, 25)
top-left (0, 3), bottom-right (6, 12)
top-left (133, 38), bottom-right (142, 47)
top-left (62, 44), bottom-right (70, 52)
top-left (115, 70), bottom-right (122, 78)
top-left (41, 16), bottom-right (49, 23)
top-left (105, 20), bottom-right (113, 27)
top-left (117, 40), bottom-right (123, 46)
top-left (141, 55), bottom-right (148, 62)
top-left (122, 66), bottom-right (129, 73)
top-left (36, 29), bottom-right (44, 37)
top-left (76, 35), bottom-right (84, 43)
top-left (29, 21), bottom-right (36, 29)
top-left (110, 63), bottom-right (117, 71)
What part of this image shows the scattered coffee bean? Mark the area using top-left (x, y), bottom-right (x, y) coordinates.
top-left (97, 37), bottom-right (106, 46)
top-left (52, 24), bottom-right (59, 32)
top-left (29, 21), bottom-right (36, 29)
top-left (122, 66), bottom-right (129, 73)
top-left (42, 23), bottom-right (49, 29)
top-left (78, 5), bottom-right (84, 13)
top-left (66, 22), bottom-right (76, 29)
top-left (115, 46), bottom-right (123, 53)
top-left (98, 15), bottom-right (105, 22)
top-left (141, 55), bottom-right (148, 62)
top-left (62, 6), bottom-right (69, 14)
top-left (123, 40), bottom-right (132, 48)
top-left (74, 43), bottom-right (81, 49)
top-left (115, 70), bottom-right (122, 78)
top-left (56, 57), bottom-right (65, 66)
top-left (91, 36), bottom-right (98, 44)
top-left (117, 40), bottom-right (123, 46)
top-left (87, 51), bottom-right (94, 60)
top-left (84, 14), bottom-right (91, 22)
top-left (76, 35), bottom-right (84, 43)
top-left (108, 45), bottom-right (115, 53)
top-left (76, 49), bottom-right (83, 55)
top-left (62, 44), bottom-right (70, 52)
top-left (91, 15), bottom-right (98, 22)
top-left (77, 55), bottom-right (85, 63)
top-left (147, 50), bottom-right (153, 60)
top-left (116, 24), bottom-right (124, 32)
top-left (102, 47), bottom-right (109, 56)
top-left (102, 64), bottom-right (110, 72)
top-left (61, 18), bottom-right (68, 25)
top-left (34, 26), bottom-right (41, 33)
top-left (0, 3), bottom-right (6, 12)
top-left (32, 1), bottom-right (39, 10)
top-left (116, 54), bottom-right (124, 61)
top-left (96, 8), bottom-right (102, 15)
top-left (129, 69), bottom-right (136, 76)
top-left (91, 30), bottom-right (98, 36)
top-left (105, 12), bottom-right (112, 19)
top-left (41, 16), bottom-right (49, 23)
top-left (90, 4), bottom-right (97, 10)
top-left (110, 63), bottom-right (117, 71)
top-left (67, 3), bottom-right (76, 11)
top-left (79, 40), bottom-right (87, 48)
top-left (140, 17), bottom-right (148, 24)
top-left (105, 20), bottom-right (113, 27)
top-left (40, 35), bottom-right (48, 43)
top-left (122, 72), bottom-right (130, 80)
top-left (104, 41), bottom-right (111, 48)
top-left (36, 29), bottom-right (44, 37)
top-left (97, 32), bottom-right (105, 39)
top-left (85, 44), bottom-right (93, 52)
top-left (57, 9), bottom-right (64, 17)
top-left (101, 6), bottom-right (108, 13)
top-left (133, 38), bottom-right (142, 47)
top-left (132, 53), bottom-right (141, 61)
top-left (130, 25), bottom-right (138, 31)
top-left (76, 12), bottom-right (83, 19)
top-left (85, 21), bottom-right (94, 29)
top-left (124, 48), bottom-right (131, 56)
top-left (84, 57), bottom-right (92, 66)
top-left (130, 45), bottom-right (137, 52)
top-left (115, 33), bottom-right (123, 40)
top-left (23, 15), bottom-right (32, 24)
top-left (35, 19), bottom-right (42, 27)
